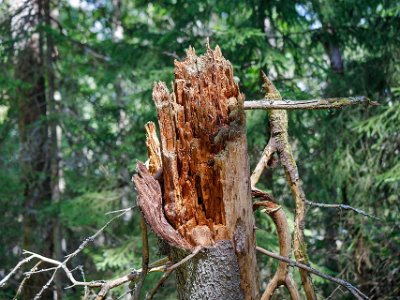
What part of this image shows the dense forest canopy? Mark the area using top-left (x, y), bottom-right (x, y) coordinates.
top-left (0, 0), bottom-right (399, 299)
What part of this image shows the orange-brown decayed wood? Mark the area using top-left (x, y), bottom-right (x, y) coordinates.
top-left (152, 45), bottom-right (258, 299)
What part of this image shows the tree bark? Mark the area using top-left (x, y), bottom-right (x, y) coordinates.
top-left (134, 45), bottom-right (258, 299)
top-left (14, 0), bottom-right (53, 298)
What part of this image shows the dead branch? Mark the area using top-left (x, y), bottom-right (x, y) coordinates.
top-left (253, 200), bottom-right (300, 300)
top-left (105, 206), bottom-right (136, 215)
top-left (256, 246), bottom-right (370, 300)
top-left (0, 208), bottom-right (144, 299)
top-left (250, 72), bottom-right (378, 300)
top-left (244, 96), bottom-right (378, 110)
top-left (145, 270), bottom-right (173, 300)
top-left (251, 72), bottom-right (317, 300)
top-left (2, 249), bottom-right (168, 300)
top-left (165, 246), bottom-right (202, 272)
top-left (66, 209), bottom-right (131, 259)
top-left (250, 140), bottom-right (276, 188)
top-left (306, 200), bottom-right (378, 219)
top-left (133, 215), bottom-right (150, 300)
top-left (13, 261), bottom-right (42, 300)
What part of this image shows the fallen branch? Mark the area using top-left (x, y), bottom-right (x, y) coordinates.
top-left (1, 249), bottom-right (168, 300)
top-left (244, 97), bottom-right (378, 110)
top-left (256, 246), bottom-right (370, 300)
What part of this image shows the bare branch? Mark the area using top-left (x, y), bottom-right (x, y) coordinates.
top-left (250, 140), bottom-right (276, 188)
top-left (2, 249), bottom-right (168, 299)
top-left (256, 246), bottom-right (370, 300)
top-left (306, 200), bottom-right (378, 219)
top-left (145, 270), bottom-right (173, 300)
top-left (165, 247), bottom-right (202, 272)
top-left (0, 255), bottom-right (36, 287)
top-left (133, 215), bottom-right (150, 300)
top-left (244, 96), bottom-right (378, 110)
top-left (66, 209), bottom-right (130, 259)
top-left (0, 209), bottom-right (150, 298)
top-left (254, 200), bottom-right (300, 300)
top-left (105, 206), bottom-right (136, 215)
top-left (13, 261), bottom-right (42, 300)
top-left (259, 73), bottom-right (316, 300)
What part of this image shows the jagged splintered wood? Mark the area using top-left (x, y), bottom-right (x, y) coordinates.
top-left (136, 45), bottom-right (258, 299)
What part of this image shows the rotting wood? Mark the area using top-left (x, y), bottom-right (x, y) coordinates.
top-left (143, 44), bottom-right (258, 299)
top-left (145, 122), bottom-right (162, 175)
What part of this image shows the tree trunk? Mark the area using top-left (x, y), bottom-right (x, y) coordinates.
top-left (13, 0), bottom-right (55, 298)
top-left (134, 45), bottom-right (259, 299)
top-left (44, 0), bottom-right (64, 297)
top-left (15, 7), bottom-right (53, 300)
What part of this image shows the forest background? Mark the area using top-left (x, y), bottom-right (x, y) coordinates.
top-left (0, 0), bottom-right (399, 299)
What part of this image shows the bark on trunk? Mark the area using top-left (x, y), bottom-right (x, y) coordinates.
top-left (134, 45), bottom-right (258, 299)
top-left (13, 0), bottom-right (56, 298)
top-left (15, 11), bottom-right (53, 300)
top-left (173, 240), bottom-right (243, 300)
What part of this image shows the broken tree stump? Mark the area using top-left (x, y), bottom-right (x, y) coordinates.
top-left (134, 45), bottom-right (258, 299)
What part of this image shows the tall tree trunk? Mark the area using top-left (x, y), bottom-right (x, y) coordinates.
top-left (134, 45), bottom-right (259, 299)
top-left (44, 0), bottom-right (64, 298)
top-left (15, 0), bottom-right (53, 298)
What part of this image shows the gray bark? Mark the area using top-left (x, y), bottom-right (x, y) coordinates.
top-left (173, 241), bottom-right (244, 300)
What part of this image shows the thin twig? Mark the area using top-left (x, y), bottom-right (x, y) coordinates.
top-left (105, 206), bottom-right (136, 215)
top-left (66, 210), bottom-right (129, 259)
top-left (25, 266), bottom-right (57, 275)
top-left (256, 246), bottom-right (370, 300)
top-left (78, 265), bottom-right (89, 300)
top-left (326, 285), bottom-right (344, 300)
top-left (0, 255), bottom-right (36, 287)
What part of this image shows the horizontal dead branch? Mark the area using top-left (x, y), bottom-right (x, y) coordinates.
top-left (306, 200), bottom-right (378, 219)
top-left (244, 96), bottom-right (378, 110)
top-left (256, 246), bottom-right (370, 300)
